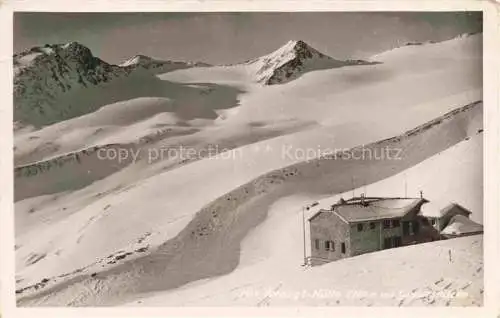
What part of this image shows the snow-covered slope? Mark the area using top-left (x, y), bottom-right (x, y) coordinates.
top-left (13, 33), bottom-right (483, 307)
top-left (246, 40), bottom-right (376, 85)
top-left (160, 34), bottom-right (481, 127)
top-left (122, 235), bottom-right (482, 307)
top-left (307, 128), bottom-right (483, 225)
top-left (15, 100), bottom-right (482, 306)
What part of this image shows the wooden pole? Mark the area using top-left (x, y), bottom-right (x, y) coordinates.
top-left (379, 220), bottom-right (382, 250)
top-left (302, 206), bottom-right (307, 266)
top-left (404, 174), bottom-right (407, 198)
top-left (351, 176), bottom-right (355, 198)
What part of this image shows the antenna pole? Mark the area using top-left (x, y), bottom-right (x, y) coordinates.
top-left (351, 176), bottom-right (355, 197)
top-left (364, 178), bottom-right (367, 196)
top-left (404, 174), bottom-right (407, 198)
top-left (302, 206), bottom-right (307, 266)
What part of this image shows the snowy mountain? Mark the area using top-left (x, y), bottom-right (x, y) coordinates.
top-left (13, 42), bottom-right (209, 129)
top-left (248, 40), bottom-right (376, 85)
top-left (14, 42), bottom-right (130, 128)
top-left (13, 40), bottom-right (374, 129)
top-left (119, 54), bottom-right (210, 73)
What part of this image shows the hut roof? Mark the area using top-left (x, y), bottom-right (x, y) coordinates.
top-left (309, 197), bottom-right (427, 223)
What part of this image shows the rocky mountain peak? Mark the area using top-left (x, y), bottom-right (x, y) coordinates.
top-left (13, 42), bottom-right (127, 127)
top-left (252, 39), bottom-right (373, 85)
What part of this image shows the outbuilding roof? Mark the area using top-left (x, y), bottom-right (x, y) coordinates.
top-left (420, 202), bottom-right (473, 218)
top-left (440, 214), bottom-right (483, 236)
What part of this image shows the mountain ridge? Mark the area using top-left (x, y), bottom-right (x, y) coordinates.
top-left (119, 54), bottom-right (210, 70)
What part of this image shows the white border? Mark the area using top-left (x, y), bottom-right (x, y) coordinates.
top-left (0, 1), bottom-right (498, 318)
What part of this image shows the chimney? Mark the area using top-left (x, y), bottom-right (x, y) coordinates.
top-left (360, 193), bottom-right (365, 206)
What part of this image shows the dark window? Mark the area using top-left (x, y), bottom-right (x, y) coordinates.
top-left (357, 223), bottom-right (363, 232)
top-left (383, 237), bottom-right (392, 249)
top-left (383, 220), bottom-right (391, 229)
top-left (413, 221), bottom-right (420, 234)
top-left (341, 242), bottom-right (346, 254)
top-left (370, 222), bottom-right (376, 229)
top-left (393, 236), bottom-right (402, 247)
top-left (392, 220), bottom-right (400, 227)
top-left (431, 219), bottom-right (436, 225)
top-left (409, 222), bottom-right (414, 235)
top-left (402, 221), bottom-right (410, 236)
top-left (315, 239), bottom-right (320, 250)
top-left (325, 241), bottom-right (335, 251)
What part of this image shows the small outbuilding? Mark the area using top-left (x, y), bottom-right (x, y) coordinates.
top-left (440, 214), bottom-right (484, 238)
top-left (420, 202), bottom-right (475, 232)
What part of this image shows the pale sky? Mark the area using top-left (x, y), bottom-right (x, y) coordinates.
top-left (14, 12), bottom-right (482, 65)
